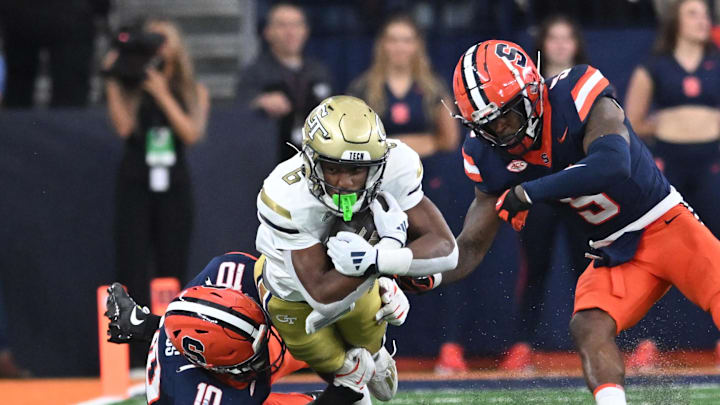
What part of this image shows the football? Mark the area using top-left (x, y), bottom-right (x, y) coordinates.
top-left (326, 194), bottom-right (389, 245)
top-left (327, 207), bottom-right (380, 245)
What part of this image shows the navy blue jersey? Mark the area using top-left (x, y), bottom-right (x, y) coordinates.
top-left (146, 252), bottom-right (271, 405)
top-left (642, 52), bottom-right (720, 109)
top-left (462, 65), bottom-right (679, 264)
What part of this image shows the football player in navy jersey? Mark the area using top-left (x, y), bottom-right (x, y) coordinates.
top-left (440, 40), bottom-right (720, 405)
top-left (105, 251), bottom-right (412, 405)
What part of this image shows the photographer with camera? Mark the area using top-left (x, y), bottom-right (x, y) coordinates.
top-left (103, 19), bottom-right (209, 366)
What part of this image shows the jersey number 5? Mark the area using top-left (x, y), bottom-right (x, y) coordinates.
top-left (561, 193), bottom-right (620, 225)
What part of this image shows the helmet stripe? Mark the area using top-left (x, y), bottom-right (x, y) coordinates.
top-left (461, 44), bottom-right (487, 111)
top-left (167, 300), bottom-right (260, 340)
top-left (459, 46), bottom-right (478, 111)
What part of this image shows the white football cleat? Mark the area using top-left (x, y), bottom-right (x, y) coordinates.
top-left (367, 345), bottom-right (398, 401)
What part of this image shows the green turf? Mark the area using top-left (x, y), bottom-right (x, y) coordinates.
top-left (111, 385), bottom-right (720, 405)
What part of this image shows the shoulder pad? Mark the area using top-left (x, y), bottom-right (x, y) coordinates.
top-left (257, 158), bottom-right (307, 235)
top-left (382, 140), bottom-right (424, 210)
top-left (548, 65), bottom-right (613, 124)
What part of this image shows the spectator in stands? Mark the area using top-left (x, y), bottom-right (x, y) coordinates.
top-left (499, 14), bottom-right (591, 372)
top-left (103, 18), bottom-right (209, 364)
top-left (347, 14), bottom-right (458, 157)
top-left (626, 0), bottom-right (720, 237)
top-left (0, 0), bottom-right (109, 108)
top-left (238, 3), bottom-right (333, 162)
top-left (625, 0), bottom-right (720, 368)
top-left (347, 14), bottom-right (461, 374)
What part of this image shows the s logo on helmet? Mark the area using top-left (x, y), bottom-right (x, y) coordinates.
top-left (182, 336), bottom-right (207, 366)
top-left (506, 160), bottom-right (528, 173)
top-left (495, 43), bottom-right (527, 68)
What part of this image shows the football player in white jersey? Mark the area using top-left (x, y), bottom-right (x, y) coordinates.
top-left (255, 95), bottom-right (458, 403)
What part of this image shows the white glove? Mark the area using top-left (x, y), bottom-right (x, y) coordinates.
top-left (327, 231), bottom-right (378, 277)
top-left (371, 191), bottom-right (409, 247)
top-left (334, 347), bottom-right (377, 393)
top-left (375, 277), bottom-right (409, 326)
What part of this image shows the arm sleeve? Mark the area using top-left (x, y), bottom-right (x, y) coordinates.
top-left (522, 134), bottom-right (631, 202)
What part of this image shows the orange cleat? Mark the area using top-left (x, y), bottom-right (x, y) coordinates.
top-left (434, 342), bottom-right (468, 374)
top-left (627, 339), bottom-right (658, 369)
top-left (499, 342), bottom-right (533, 371)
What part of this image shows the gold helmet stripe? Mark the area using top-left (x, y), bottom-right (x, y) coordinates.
top-left (260, 188), bottom-right (291, 220)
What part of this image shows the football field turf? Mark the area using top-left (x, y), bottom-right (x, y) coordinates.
top-left (112, 384), bottom-right (720, 404)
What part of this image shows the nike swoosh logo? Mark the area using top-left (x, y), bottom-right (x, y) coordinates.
top-left (130, 306), bottom-right (145, 325)
top-left (355, 370), bottom-right (366, 385)
top-left (665, 214), bottom-right (680, 225)
top-left (563, 164), bottom-right (587, 171)
top-left (558, 127), bottom-right (568, 143)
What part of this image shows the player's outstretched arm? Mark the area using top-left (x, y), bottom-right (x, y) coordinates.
top-left (520, 97), bottom-right (631, 203)
top-left (441, 189), bottom-right (502, 285)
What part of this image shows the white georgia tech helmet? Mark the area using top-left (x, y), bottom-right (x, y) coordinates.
top-left (301, 95), bottom-right (389, 220)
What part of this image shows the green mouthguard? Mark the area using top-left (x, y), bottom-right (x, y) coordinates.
top-left (332, 193), bottom-right (357, 221)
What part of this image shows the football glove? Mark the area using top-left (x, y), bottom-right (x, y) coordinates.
top-left (371, 191), bottom-right (409, 247)
top-left (105, 282), bottom-right (160, 343)
top-left (393, 273), bottom-right (442, 294)
top-left (375, 277), bottom-right (409, 326)
top-left (334, 347), bottom-right (376, 393)
top-left (327, 231), bottom-right (378, 277)
top-left (495, 186), bottom-right (531, 231)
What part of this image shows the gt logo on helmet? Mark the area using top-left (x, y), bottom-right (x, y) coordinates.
top-left (306, 115), bottom-right (329, 141)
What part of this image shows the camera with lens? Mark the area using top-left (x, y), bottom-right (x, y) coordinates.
top-left (103, 28), bottom-right (166, 86)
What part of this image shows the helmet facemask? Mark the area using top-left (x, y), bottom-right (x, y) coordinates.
top-left (204, 324), bottom-right (286, 383)
top-left (302, 145), bottom-right (387, 221)
top-left (463, 86), bottom-right (543, 151)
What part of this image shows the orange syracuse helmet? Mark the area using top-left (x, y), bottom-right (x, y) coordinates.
top-left (452, 40), bottom-right (545, 153)
top-left (163, 285), bottom-right (283, 382)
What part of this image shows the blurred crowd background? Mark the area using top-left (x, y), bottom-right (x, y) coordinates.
top-left (2, 0), bottom-right (720, 378)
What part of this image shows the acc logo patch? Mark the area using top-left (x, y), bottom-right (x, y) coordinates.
top-left (506, 160), bottom-right (528, 173)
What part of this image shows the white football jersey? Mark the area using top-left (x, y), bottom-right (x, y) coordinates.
top-left (255, 140), bottom-right (424, 301)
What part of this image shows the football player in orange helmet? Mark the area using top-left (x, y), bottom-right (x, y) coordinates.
top-left (148, 285), bottom-right (375, 405)
top-left (106, 251), bottom-right (411, 405)
top-left (442, 39), bottom-right (720, 405)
